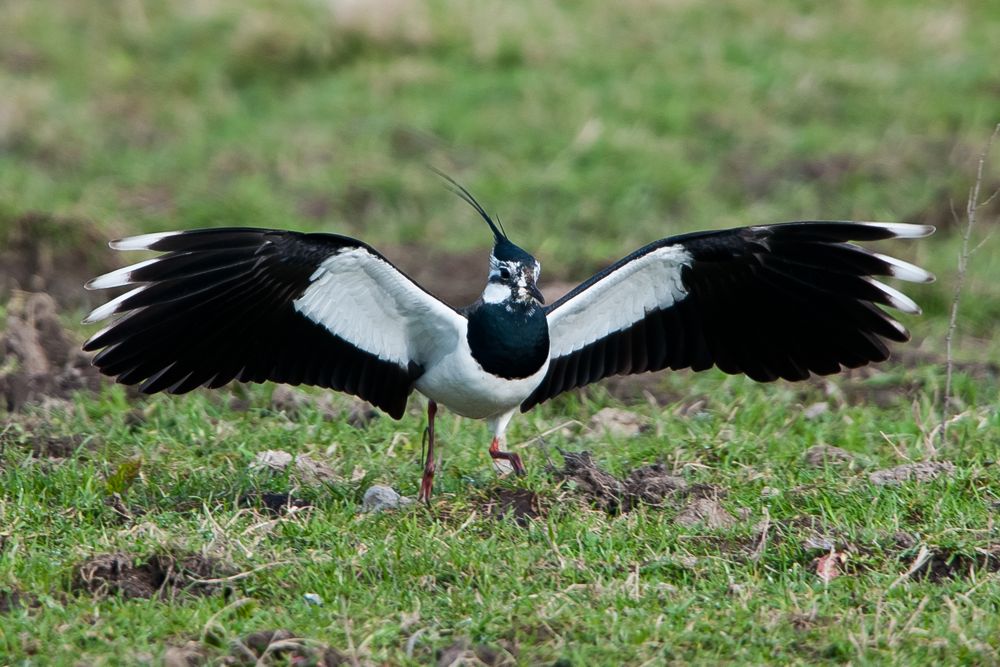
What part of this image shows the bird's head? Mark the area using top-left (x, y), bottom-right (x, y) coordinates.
top-left (434, 169), bottom-right (544, 306)
top-left (486, 238), bottom-right (544, 305)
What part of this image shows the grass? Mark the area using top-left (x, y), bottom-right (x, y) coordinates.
top-left (2, 0), bottom-right (1000, 664)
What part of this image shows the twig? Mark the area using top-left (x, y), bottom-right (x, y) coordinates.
top-left (938, 123), bottom-right (1000, 452)
top-left (888, 544), bottom-right (932, 590)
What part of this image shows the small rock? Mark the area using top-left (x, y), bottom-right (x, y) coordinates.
top-left (303, 593), bottom-right (323, 606)
top-left (675, 497), bottom-right (737, 529)
top-left (891, 531), bottom-right (919, 550)
top-left (293, 454), bottom-right (342, 486)
top-left (760, 486), bottom-right (780, 499)
top-left (361, 485), bottom-right (414, 513)
top-left (588, 407), bottom-right (648, 438)
top-left (803, 401), bottom-right (829, 419)
top-left (437, 638), bottom-right (512, 667)
top-left (163, 642), bottom-right (209, 667)
top-left (869, 461), bottom-right (956, 486)
top-left (804, 444), bottom-right (856, 467)
top-left (251, 450), bottom-right (294, 472)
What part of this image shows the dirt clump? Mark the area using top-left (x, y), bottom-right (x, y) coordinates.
top-left (437, 638), bottom-right (515, 667)
top-left (72, 552), bottom-right (235, 600)
top-left (803, 444), bottom-right (857, 468)
top-left (0, 291), bottom-right (102, 411)
top-left (587, 407), bottom-right (649, 438)
top-left (0, 415), bottom-right (92, 460)
top-left (912, 545), bottom-right (1000, 582)
top-left (229, 629), bottom-right (348, 666)
top-left (162, 642), bottom-right (211, 667)
top-left (270, 386), bottom-right (378, 427)
top-left (240, 491), bottom-right (314, 516)
top-left (0, 212), bottom-right (119, 309)
top-left (868, 461), bottom-right (956, 486)
top-left (675, 496), bottom-right (737, 529)
top-left (551, 450), bottom-right (625, 513)
top-left (551, 450), bottom-right (690, 514)
top-left (623, 464), bottom-right (689, 507)
top-left (481, 488), bottom-right (543, 525)
top-left (0, 587), bottom-right (38, 614)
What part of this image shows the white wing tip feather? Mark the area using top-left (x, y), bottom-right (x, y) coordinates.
top-left (873, 253), bottom-right (935, 283)
top-left (85, 258), bottom-right (160, 290)
top-left (858, 222), bottom-right (935, 238)
top-left (83, 286), bottom-right (144, 323)
top-left (109, 231), bottom-right (179, 251)
top-left (868, 278), bottom-right (921, 315)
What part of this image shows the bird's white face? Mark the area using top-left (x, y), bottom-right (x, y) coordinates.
top-left (484, 255), bottom-right (543, 305)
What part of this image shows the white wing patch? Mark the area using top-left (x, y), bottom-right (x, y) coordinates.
top-left (547, 244), bottom-right (693, 358)
top-left (293, 247), bottom-right (464, 367)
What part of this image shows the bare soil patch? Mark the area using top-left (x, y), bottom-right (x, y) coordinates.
top-left (240, 491), bottom-right (314, 516)
top-left (480, 488), bottom-right (543, 526)
top-left (0, 212), bottom-right (118, 309)
top-left (270, 386), bottom-right (378, 427)
top-left (0, 291), bottom-right (102, 411)
top-left (550, 450), bottom-right (699, 516)
top-left (912, 545), bottom-right (1000, 582)
top-left (229, 629), bottom-right (348, 666)
top-left (0, 414), bottom-right (92, 460)
top-left (868, 461), bottom-right (956, 486)
top-left (0, 587), bottom-right (38, 614)
top-left (72, 552), bottom-right (235, 600)
top-left (437, 637), bottom-right (516, 666)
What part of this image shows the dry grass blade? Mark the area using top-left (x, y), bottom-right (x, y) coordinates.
top-left (938, 122), bottom-right (1000, 452)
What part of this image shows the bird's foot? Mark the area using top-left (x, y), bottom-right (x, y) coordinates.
top-left (418, 467), bottom-right (435, 505)
top-left (489, 437), bottom-right (526, 476)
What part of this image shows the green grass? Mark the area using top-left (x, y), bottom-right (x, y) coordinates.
top-left (2, 0), bottom-right (1000, 664)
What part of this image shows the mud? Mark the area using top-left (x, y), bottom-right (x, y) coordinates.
top-left (72, 552), bottom-right (235, 600)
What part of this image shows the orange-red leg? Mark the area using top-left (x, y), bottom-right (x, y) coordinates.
top-left (489, 436), bottom-right (525, 475)
top-left (418, 400), bottom-right (437, 504)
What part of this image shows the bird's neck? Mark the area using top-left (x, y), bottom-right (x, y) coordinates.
top-left (466, 300), bottom-right (549, 380)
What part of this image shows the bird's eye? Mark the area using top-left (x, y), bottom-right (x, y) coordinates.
top-left (499, 268), bottom-right (511, 281)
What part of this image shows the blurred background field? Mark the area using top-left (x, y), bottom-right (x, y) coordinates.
top-left (1, 1), bottom-right (999, 664)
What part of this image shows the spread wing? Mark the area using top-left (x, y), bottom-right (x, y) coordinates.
top-left (522, 221), bottom-right (934, 411)
top-left (83, 228), bottom-right (466, 418)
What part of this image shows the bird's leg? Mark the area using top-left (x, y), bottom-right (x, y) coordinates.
top-left (489, 436), bottom-right (525, 476)
top-left (418, 400), bottom-right (438, 504)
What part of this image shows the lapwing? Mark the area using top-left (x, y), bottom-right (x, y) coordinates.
top-left (83, 178), bottom-right (934, 502)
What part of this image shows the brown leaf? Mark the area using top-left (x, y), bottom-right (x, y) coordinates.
top-left (815, 552), bottom-right (847, 582)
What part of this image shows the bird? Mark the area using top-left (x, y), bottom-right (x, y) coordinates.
top-left (82, 177), bottom-right (934, 503)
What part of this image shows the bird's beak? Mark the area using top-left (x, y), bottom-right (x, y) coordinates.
top-left (529, 283), bottom-right (545, 304)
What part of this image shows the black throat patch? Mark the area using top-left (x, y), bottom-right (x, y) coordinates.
top-left (466, 301), bottom-right (550, 379)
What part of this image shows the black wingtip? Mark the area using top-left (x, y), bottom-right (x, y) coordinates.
top-left (428, 166), bottom-right (507, 242)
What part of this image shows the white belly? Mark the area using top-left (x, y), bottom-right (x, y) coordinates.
top-left (414, 331), bottom-right (550, 420)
